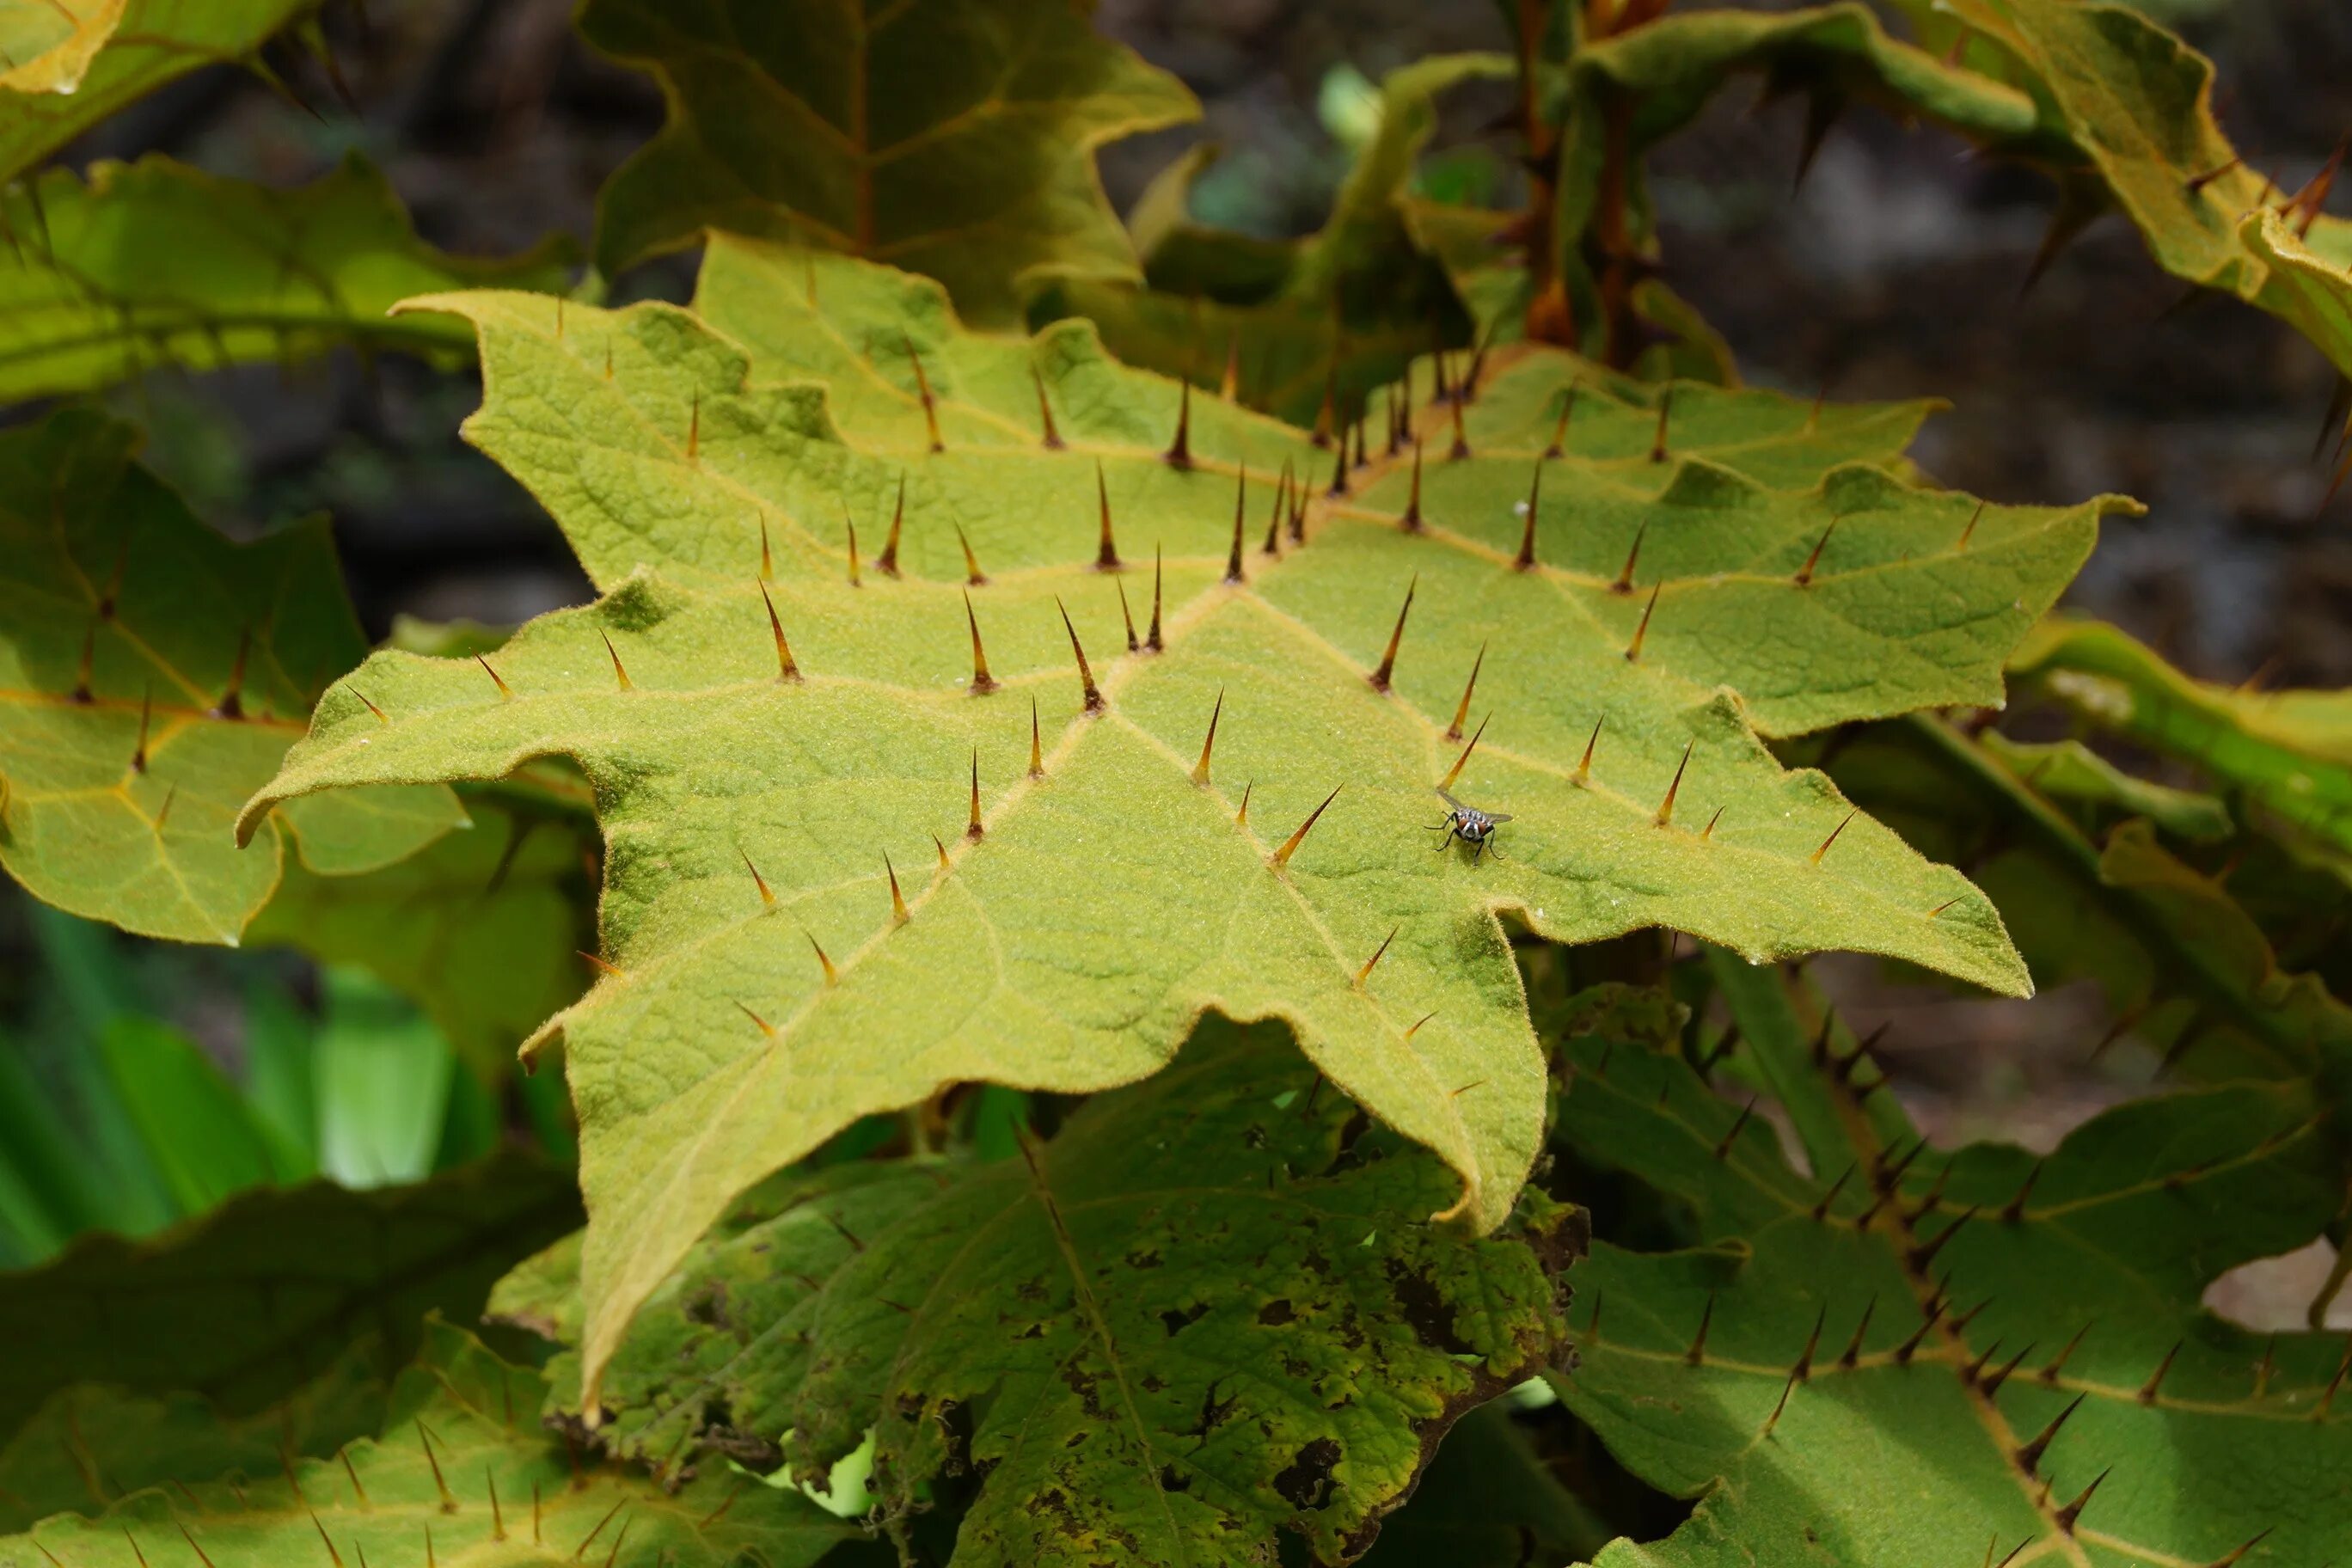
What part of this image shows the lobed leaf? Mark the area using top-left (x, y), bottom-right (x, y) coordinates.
top-left (0, 1148), bottom-right (579, 1444)
top-left (244, 239), bottom-right (2122, 1406)
top-left (0, 408), bottom-right (469, 942)
top-left (0, 153), bottom-right (573, 404)
top-left (1550, 988), bottom-right (2352, 1567)
top-left (581, 0), bottom-right (1197, 327)
top-left (2012, 615), bottom-right (2352, 862)
top-left (0, 0), bottom-right (316, 183)
top-left (1, 1320), bottom-right (863, 1567)
top-left (499, 1025), bottom-right (1584, 1567)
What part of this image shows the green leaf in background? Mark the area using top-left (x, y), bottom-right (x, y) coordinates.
top-left (2, 1320), bottom-right (864, 1568)
top-left (1353, 1400), bottom-right (1609, 1568)
top-left (498, 1024), bottom-right (1584, 1568)
top-left (1911, 0), bottom-right (2352, 377)
top-left (1818, 715), bottom-right (2352, 1095)
top-left (0, 0), bottom-right (317, 182)
top-left (0, 408), bottom-right (466, 943)
top-left (1040, 55), bottom-right (1513, 426)
top-left (0, 1337), bottom-right (387, 1532)
top-left (0, 153), bottom-right (574, 404)
top-left (249, 789), bottom-right (596, 1081)
top-left (2012, 615), bottom-right (2352, 862)
top-left (1975, 731), bottom-right (2233, 842)
top-left (95, 1014), bottom-right (294, 1210)
top-left (310, 967), bottom-right (460, 1189)
top-left (243, 239), bottom-right (2122, 1405)
top-left (1550, 987), bottom-right (2352, 1567)
top-left (581, 0), bottom-right (1197, 327)
top-left (0, 1148), bottom-right (579, 1444)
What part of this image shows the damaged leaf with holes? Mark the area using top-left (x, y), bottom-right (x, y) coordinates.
top-left (1547, 979), bottom-right (2352, 1566)
top-left (493, 1022), bottom-right (1583, 1568)
top-left (0, 1319), bottom-right (864, 1567)
top-left (241, 236), bottom-right (2128, 1406)
top-left (0, 409), bottom-right (469, 944)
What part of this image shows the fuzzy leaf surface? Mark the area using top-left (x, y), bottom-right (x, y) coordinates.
top-left (1, 1321), bottom-right (861, 1567)
top-left (496, 1025), bottom-right (1584, 1568)
top-left (2012, 615), bottom-right (2352, 861)
top-left (246, 240), bottom-right (2116, 1403)
top-left (581, 0), bottom-right (1196, 326)
top-left (0, 0), bottom-right (315, 181)
top-left (0, 1148), bottom-right (579, 1442)
top-left (1552, 995), bottom-right (2352, 1567)
top-left (0, 153), bottom-right (573, 403)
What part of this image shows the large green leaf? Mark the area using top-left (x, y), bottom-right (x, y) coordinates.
top-left (0, 1148), bottom-right (579, 1443)
top-left (0, 153), bottom-right (573, 403)
top-left (242, 238), bottom-right (2122, 1404)
top-left (0, 408), bottom-right (466, 943)
top-left (2, 1320), bottom-right (862, 1567)
top-left (0, 0), bottom-right (315, 183)
top-left (2012, 615), bottom-right (2352, 862)
top-left (249, 788), bottom-right (596, 1080)
top-left (581, 0), bottom-right (1197, 327)
top-left (1353, 1400), bottom-right (1609, 1567)
top-left (1549, 983), bottom-right (2352, 1566)
top-left (0, 1338), bottom-right (387, 1532)
top-left (493, 1024), bottom-right (1583, 1567)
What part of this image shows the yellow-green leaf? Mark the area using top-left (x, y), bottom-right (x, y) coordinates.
top-left (0, 153), bottom-right (573, 403)
top-left (0, 0), bottom-right (315, 182)
top-left (1553, 986), bottom-right (2352, 1567)
top-left (243, 240), bottom-right (2122, 1408)
top-left (3, 1320), bottom-right (861, 1567)
top-left (582, 0), bottom-right (1197, 327)
top-left (0, 408), bottom-right (466, 943)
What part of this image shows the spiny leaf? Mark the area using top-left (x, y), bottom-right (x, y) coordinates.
top-left (0, 409), bottom-right (469, 943)
top-left (581, 0), bottom-right (1197, 327)
top-left (1922, 0), bottom-right (2352, 375)
top-left (499, 1025), bottom-right (1584, 1568)
top-left (0, 1148), bottom-right (579, 1443)
top-left (0, 153), bottom-right (573, 403)
top-left (1550, 983), bottom-right (2352, 1568)
top-left (2, 1320), bottom-right (861, 1568)
top-left (0, 1338), bottom-right (389, 1532)
top-left (2012, 615), bottom-right (2352, 861)
top-left (245, 240), bottom-right (2122, 1407)
top-left (248, 787), bottom-right (597, 1081)
top-left (1816, 715), bottom-right (2352, 1094)
top-left (0, 0), bottom-right (319, 182)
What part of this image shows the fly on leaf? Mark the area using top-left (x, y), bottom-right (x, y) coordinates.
top-left (1428, 788), bottom-right (1512, 862)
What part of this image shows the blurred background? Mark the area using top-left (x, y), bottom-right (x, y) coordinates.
top-left (1, 0), bottom-right (2345, 1320)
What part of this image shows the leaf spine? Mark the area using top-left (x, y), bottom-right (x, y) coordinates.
top-left (1165, 378), bottom-right (1192, 468)
top-left (1094, 460), bottom-right (1122, 569)
top-left (1514, 459), bottom-right (1541, 570)
top-left (1029, 696), bottom-right (1044, 778)
top-left (806, 932), bottom-right (838, 986)
top-left (954, 524), bottom-right (987, 585)
top-left (885, 853), bottom-right (910, 925)
top-left (1146, 545), bottom-right (1164, 651)
top-left (601, 632), bottom-right (633, 692)
top-left (1576, 714), bottom-right (1603, 782)
top-left (879, 473), bottom-right (906, 577)
top-left (1032, 365), bottom-right (1063, 449)
top-left (1353, 925), bottom-right (1397, 989)
top-left (742, 849), bottom-right (776, 908)
top-left (1810, 808), bottom-right (1859, 866)
top-left (1225, 462), bottom-right (1248, 582)
top-left (963, 591), bottom-right (997, 695)
top-left (1651, 389), bottom-right (1672, 462)
top-left (1192, 688), bottom-right (1223, 787)
top-left (1795, 519), bottom-right (1837, 585)
top-left (1057, 597), bottom-right (1105, 713)
top-left (761, 584), bottom-right (802, 682)
top-left (1625, 585), bottom-right (1660, 661)
top-left (1439, 714), bottom-right (1489, 793)
top-left (903, 334), bottom-right (943, 452)
top-left (476, 654), bottom-right (512, 700)
top-left (1613, 523), bottom-right (1647, 595)
top-left (1270, 785), bottom-right (1342, 870)
top-left (968, 749), bottom-right (984, 839)
top-left (1369, 573), bottom-right (1416, 691)
top-left (1444, 643), bottom-right (1485, 740)
top-left (1656, 740), bottom-right (1693, 827)
top-left (1545, 383), bottom-right (1577, 458)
